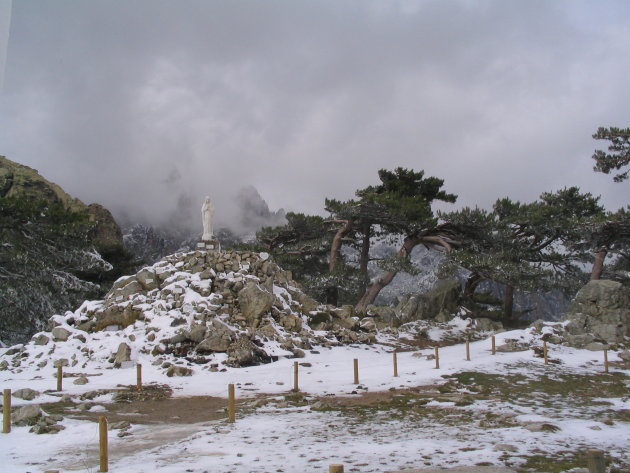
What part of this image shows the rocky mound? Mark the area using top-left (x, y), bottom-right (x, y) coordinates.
top-left (1, 249), bottom-right (381, 374)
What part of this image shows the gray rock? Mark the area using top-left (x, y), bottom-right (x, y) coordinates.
top-left (366, 305), bottom-right (397, 324)
top-left (563, 280), bottom-right (630, 345)
top-left (113, 343), bottom-right (132, 368)
top-left (32, 334), bottom-right (50, 345)
top-left (136, 268), bottom-right (158, 291)
top-left (474, 318), bottom-right (503, 332)
top-left (523, 422), bottom-right (560, 433)
top-left (584, 342), bottom-right (608, 351)
top-left (394, 280), bottom-right (461, 324)
top-left (13, 404), bottom-right (43, 426)
top-left (110, 275), bottom-right (137, 292)
top-left (12, 388), bottom-right (40, 400)
top-left (494, 443), bottom-right (518, 452)
top-left (51, 327), bottom-right (71, 342)
top-left (496, 341), bottom-right (529, 353)
top-left (619, 350), bottom-right (630, 361)
top-left (166, 366), bottom-right (193, 377)
top-left (359, 317), bottom-right (377, 332)
top-left (237, 281), bottom-right (274, 327)
top-left (73, 376), bottom-right (89, 385)
top-left (186, 324), bottom-right (207, 343)
top-left (53, 358), bottom-right (69, 368)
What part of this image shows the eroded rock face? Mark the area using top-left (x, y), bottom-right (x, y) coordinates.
top-left (563, 280), bottom-right (630, 346)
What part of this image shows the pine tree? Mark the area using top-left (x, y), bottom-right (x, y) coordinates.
top-left (592, 126), bottom-right (630, 182)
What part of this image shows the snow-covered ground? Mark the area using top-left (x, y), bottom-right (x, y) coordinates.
top-left (1, 328), bottom-right (629, 473)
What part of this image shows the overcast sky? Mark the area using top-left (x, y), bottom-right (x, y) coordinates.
top-left (0, 0), bottom-right (628, 232)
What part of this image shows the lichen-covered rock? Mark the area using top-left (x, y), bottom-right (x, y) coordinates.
top-left (563, 280), bottom-right (630, 345)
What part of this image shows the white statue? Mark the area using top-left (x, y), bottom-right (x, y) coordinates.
top-left (201, 196), bottom-right (215, 240)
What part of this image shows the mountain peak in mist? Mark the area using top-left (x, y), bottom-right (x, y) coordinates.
top-left (235, 185), bottom-right (286, 237)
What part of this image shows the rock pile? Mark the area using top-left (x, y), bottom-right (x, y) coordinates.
top-left (1, 249), bottom-right (378, 374)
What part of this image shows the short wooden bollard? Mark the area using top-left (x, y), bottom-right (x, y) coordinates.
top-left (353, 358), bottom-right (359, 384)
top-left (329, 464), bottom-right (344, 473)
top-left (136, 363), bottom-right (142, 390)
top-left (99, 416), bottom-right (108, 473)
top-left (56, 366), bottom-right (63, 392)
top-left (543, 341), bottom-right (548, 365)
top-left (586, 448), bottom-right (605, 473)
top-left (434, 346), bottom-right (440, 369)
top-left (3, 388), bottom-right (10, 433)
top-left (227, 384), bottom-right (236, 423)
top-left (603, 350), bottom-right (609, 373)
top-left (393, 352), bottom-right (398, 377)
top-left (491, 335), bottom-right (496, 355)
top-left (293, 361), bottom-right (299, 392)
top-left (466, 340), bottom-right (470, 361)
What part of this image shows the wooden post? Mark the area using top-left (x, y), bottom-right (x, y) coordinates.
top-left (56, 365), bottom-right (63, 392)
top-left (491, 335), bottom-right (496, 355)
top-left (543, 340), bottom-right (548, 365)
top-left (604, 349), bottom-right (609, 373)
top-left (393, 352), bottom-right (398, 377)
top-left (586, 448), bottom-right (605, 473)
top-left (434, 346), bottom-right (440, 369)
top-left (98, 416), bottom-right (108, 473)
top-left (227, 384), bottom-right (235, 423)
top-left (3, 389), bottom-right (10, 434)
top-left (353, 358), bottom-right (359, 384)
top-left (329, 464), bottom-right (344, 473)
top-left (136, 363), bottom-right (142, 390)
top-left (466, 340), bottom-right (470, 361)
top-left (293, 361), bottom-right (299, 392)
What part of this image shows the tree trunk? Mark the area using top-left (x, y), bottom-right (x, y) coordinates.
top-left (463, 272), bottom-right (484, 299)
top-left (329, 219), bottom-right (353, 272)
top-left (503, 284), bottom-right (514, 320)
top-left (591, 248), bottom-right (608, 280)
top-left (358, 225), bottom-right (371, 294)
top-left (355, 236), bottom-right (421, 312)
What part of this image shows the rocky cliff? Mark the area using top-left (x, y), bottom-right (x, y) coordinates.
top-left (0, 156), bottom-right (130, 344)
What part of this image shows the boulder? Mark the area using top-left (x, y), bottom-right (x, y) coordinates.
top-left (12, 388), bottom-right (40, 400)
top-left (13, 404), bottom-right (43, 426)
top-left (226, 337), bottom-right (272, 367)
top-left (563, 280), bottom-right (630, 345)
top-left (237, 281), bottom-right (274, 327)
top-left (51, 327), bottom-right (71, 342)
top-left (136, 268), bottom-right (159, 291)
top-left (196, 320), bottom-right (233, 353)
top-left (186, 324), bottom-right (207, 343)
top-left (166, 366), bottom-right (193, 377)
top-left (113, 343), bottom-right (132, 368)
top-left (394, 280), bottom-right (461, 324)
top-left (366, 305), bottom-right (397, 325)
top-left (32, 334), bottom-right (50, 345)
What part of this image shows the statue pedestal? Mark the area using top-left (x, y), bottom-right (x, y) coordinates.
top-left (196, 239), bottom-right (221, 252)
